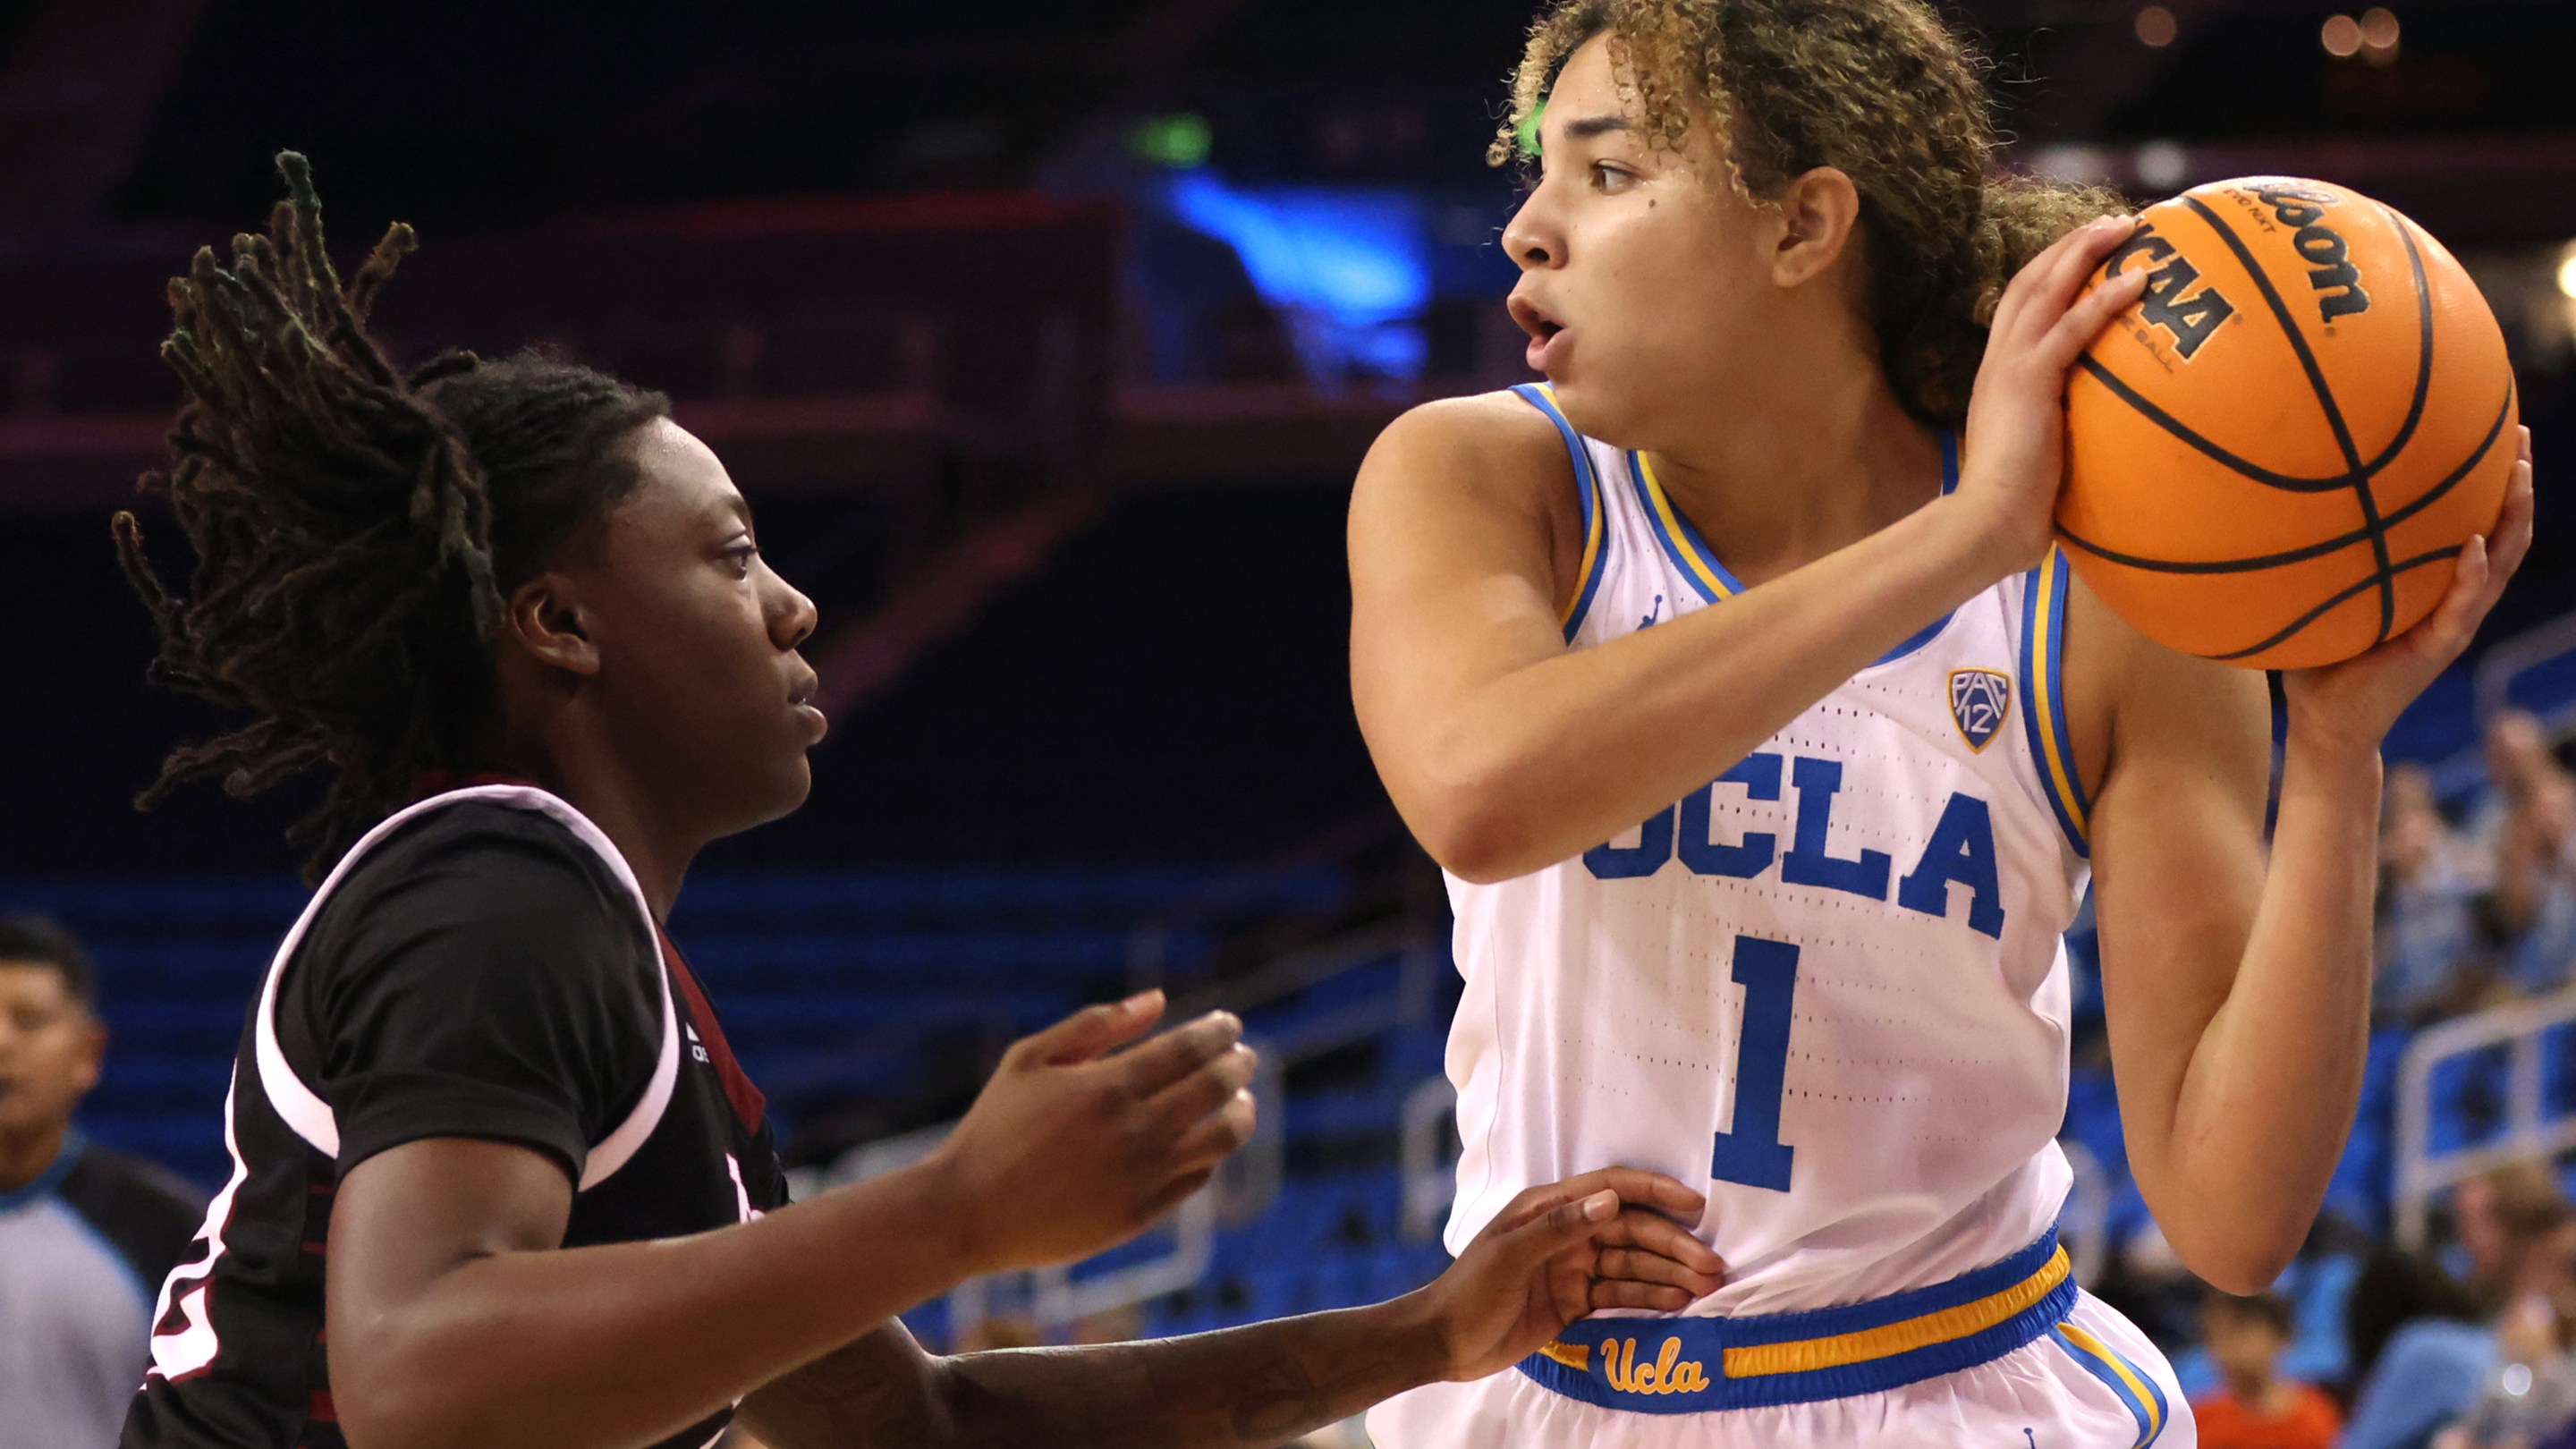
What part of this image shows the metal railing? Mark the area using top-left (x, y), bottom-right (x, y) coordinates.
top-left (2394, 987), bottom-right (2576, 1249)
top-left (790, 919), bottom-right (1440, 1340)
top-left (2476, 610), bottom-right (2576, 728)
top-left (2426, 608), bottom-right (2576, 801)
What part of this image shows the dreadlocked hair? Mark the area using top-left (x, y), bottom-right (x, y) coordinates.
top-left (1495, 0), bottom-right (2123, 429)
top-left (113, 152), bottom-right (671, 880)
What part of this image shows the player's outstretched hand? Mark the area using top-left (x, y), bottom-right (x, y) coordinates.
top-left (1412, 1167), bottom-right (1725, 1384)
top-left (928, 991), bottom-right (1257, 1275)
top-left (1952, 213), bottom-right (2153, 579)
top-left (2282, 428), bottom-right (2537, 750)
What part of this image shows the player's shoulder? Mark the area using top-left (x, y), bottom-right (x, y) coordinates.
top-left (1357, 387), bottom-right (1579, 516)
top-left (347, 797), bottom-right (621, 897)
top-left (318, 796), bottom-right (644, 960)
top-left (1368, 387), bottom-right (1563, 466)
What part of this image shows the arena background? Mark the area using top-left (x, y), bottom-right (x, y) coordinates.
top-left (2, 1), bottom-right (2570, 1440)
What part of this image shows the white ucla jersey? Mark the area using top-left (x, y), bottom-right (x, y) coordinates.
top-left (1442, 384), bottom-right (2097, 1316)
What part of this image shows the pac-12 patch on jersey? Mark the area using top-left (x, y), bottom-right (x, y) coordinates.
top-left (1948, 669), bottom-right (2012, 752)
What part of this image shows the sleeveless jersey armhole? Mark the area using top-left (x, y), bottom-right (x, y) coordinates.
top-left (2018, 547), bottom-right (2093, 859)
top-left (1510, 383), bottom-right (1610, 640)
top-left (250, 786), bottom-right (681, 1189)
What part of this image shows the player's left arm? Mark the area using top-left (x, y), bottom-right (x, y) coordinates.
top-left (2088, 432), bottom-right (2534, 1293)
top-left (734, 1168), bottom-right (1723, 1448)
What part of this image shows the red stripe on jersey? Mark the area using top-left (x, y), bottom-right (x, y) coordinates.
top-left (657, 930), bottom-right (767, 1131)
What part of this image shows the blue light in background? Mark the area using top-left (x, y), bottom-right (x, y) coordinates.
top-left (1162, 171), bottom-right (1431, 383)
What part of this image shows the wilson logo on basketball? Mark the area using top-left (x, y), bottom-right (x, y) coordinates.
top-left (2101, 227), bottom-right (2235, 361)
top-left (2249, 182), bottom-right (2372, 324)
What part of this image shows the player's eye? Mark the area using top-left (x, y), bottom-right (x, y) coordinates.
top-left (1589, 162), bottom-right (1633, 194)
top-left (721, 540), bottom-right (758, 578)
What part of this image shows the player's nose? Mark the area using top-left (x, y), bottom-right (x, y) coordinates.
top-left (1502, 190), bottom-right (1563, 271)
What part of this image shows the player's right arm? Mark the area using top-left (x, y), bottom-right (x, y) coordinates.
top-left (324, 996), bottom-right (1255, 1449)
top-left (1350, 216), bottom-right (2150, 882)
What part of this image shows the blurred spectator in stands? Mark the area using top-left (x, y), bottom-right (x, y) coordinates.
top-left (2437, 1290), bottom-right (2576, 1449)
top-left (0, 913), bottom-right (206, 1449)
top-left (2192, 1290), bottom-right (2340, 1449)
top-left (2349, 1242), bottom-right (2489, 1399)
top-left (2471, 712), bottom-right (2576, 996)
top-left (2348, 1163), bottom-right (2575, 1449)
top-left (2381, 762), bottom-right (2487, 1024)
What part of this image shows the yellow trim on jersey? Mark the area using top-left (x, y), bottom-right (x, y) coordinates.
top-left (1719, 1245), bottom-right (2072, 1379)
top-left (2029, 550), bottom-right (2091, 840)
top-left (1635, 453), bottom-right (1739, 601)
top-left (2056, 1320), bottom-right (2167, 1445)
top-left (1538, 384), bottom-right (1606, 631)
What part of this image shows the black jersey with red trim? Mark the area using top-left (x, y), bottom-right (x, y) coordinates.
top-left (123, 785), bottom-right (788, 1449)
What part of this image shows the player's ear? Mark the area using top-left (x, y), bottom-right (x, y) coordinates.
top-left (504, 573), bottom-right (603, 679)
top-left (1770, 166), bottom-right (1862, 289)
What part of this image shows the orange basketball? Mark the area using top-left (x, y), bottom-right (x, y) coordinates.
top-left (2059, 176), bottom-right (2518, 670)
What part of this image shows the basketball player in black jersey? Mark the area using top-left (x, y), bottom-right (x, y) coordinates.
top-left (111, 156), bottom-right (1724, 1449)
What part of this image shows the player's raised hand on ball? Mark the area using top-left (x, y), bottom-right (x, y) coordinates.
top-left (1412, 1167), bottom-right (1726, 1383)
top-left (1952, 213), bottom-right (2151, 578)
top-left (2283, 427), bottom-right (2537, 752)
top-left (928, 991), bottom-right (1257, 1274)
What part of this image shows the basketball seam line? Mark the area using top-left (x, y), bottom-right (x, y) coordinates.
top-left (2071, 357), bottom-right (2357, 493)
top-left (2055, 386), bottom-right (2512, 575)
top-left (2177, 194), bottom-right (2397, 644)
top-left (2365, 208), bottom-right (2438, 478)
top-left (2210, 544), bottom-right (2462, 661)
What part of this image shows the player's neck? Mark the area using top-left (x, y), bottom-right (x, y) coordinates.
top-left (0, 1115), bottom-right (71, 1193)
top-left (479, 724), bottom-right (699, 924)
top-left (1639, 360), bottom-right (1944, 589)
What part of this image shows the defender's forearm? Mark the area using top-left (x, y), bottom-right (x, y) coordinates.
top-left (334, 1157), bottom-right (977, 1449)
top-left (750, 1295), bottom-right (1450, 1449)
top-left (2158, 734), bottom-right (2381, 1287)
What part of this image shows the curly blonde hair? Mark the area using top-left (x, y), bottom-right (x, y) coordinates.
top-left (1495, 0), bottom-right (2122, 428)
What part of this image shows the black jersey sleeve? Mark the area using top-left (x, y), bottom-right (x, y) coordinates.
top-left (310, 809), bottom-right (665, 1185)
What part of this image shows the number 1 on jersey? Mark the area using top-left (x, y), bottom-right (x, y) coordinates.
top-left (1710, 934), bottom-right (1800, 1191)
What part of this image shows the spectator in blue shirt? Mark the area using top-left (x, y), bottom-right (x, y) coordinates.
top-left (0, 913), bottom-right (206, 1449)
top-left (2378, 763), bottom-right (2483, 1023)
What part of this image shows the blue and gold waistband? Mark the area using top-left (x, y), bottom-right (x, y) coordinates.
top-left (1516, 1229), bottom-right (2077, 1414)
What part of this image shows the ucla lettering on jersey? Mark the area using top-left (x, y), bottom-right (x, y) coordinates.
top-left (1441, 385), bottom-right (2095, 1317)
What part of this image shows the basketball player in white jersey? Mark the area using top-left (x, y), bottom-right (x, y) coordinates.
top-left (1352, 4), bottom-right (2537, 1446)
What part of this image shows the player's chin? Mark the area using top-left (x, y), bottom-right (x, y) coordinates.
top-left (763, 751), bottom-right (815, 821)
top-left (725, 747), bottom-right (816, 834)
top-left (1548, 380), bottom-right (1644, 451)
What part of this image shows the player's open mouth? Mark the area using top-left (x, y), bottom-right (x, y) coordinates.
top-left (789, 670), bottom-right (826, 736)
top-left (1509, 294), bottom-right (1567, 370)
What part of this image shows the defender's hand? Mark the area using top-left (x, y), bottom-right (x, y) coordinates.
top-left (1414, 1168), bottom-right (1725, 1384)
top-left (929, 993), bottom-right (1257, 1275)
top-left (1951, 213), bottom-right (2152, 578)
top-left (2284, 428), bottom-right (2535, 755)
